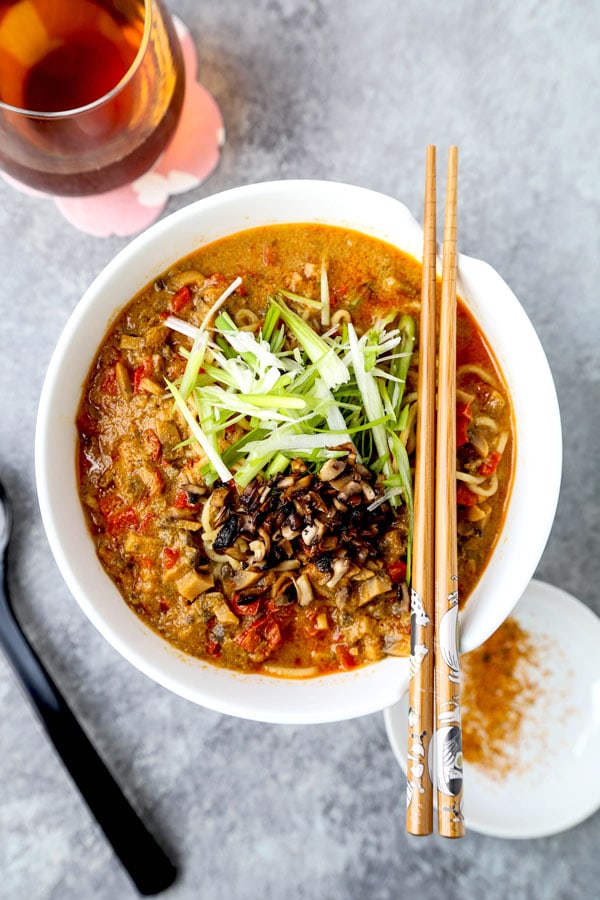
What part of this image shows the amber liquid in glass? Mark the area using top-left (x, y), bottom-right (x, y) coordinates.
top-left (0, 0), bottom-right (185, 195)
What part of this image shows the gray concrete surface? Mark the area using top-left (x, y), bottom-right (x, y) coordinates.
top-left (1, 1), bottom-right (599, 898)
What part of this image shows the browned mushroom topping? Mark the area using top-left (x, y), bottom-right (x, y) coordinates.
top-left (294, 572), bottom-right (314, 607)
top-left (213, 515), bottom-right (239, 550)
top-left (213, 506), bottom-right (231, 528)
top-left (179, 481), bottom-right (207, 498)
top-left (338, 480), bottom-right (362, 501)
top-left (276, 475), bottom-right (297, 489)
top-left (271, 572), bottom-right (296, 598)
top-left (286, 474), bottom-right (313, 493)
top-left (360, 481), bottom-right (376, 503)
top-left (301, 520), bottom-right (326, 546)
top-left (249, 538), bottom-right (267, 563)
top-left (356, 574), bottom-right (392, 606)
top-left (327, 557), bottom-right (352, 589)
top-left (210, 486), bottom-right (231, 509)
top-left (318, 458), bottom-right (347, 481)
top-left (330, 474), bottom-right (355, 491)
top-left (233, 569), bottom-right (265, 590)
top-left (290, 459), bottom-right (309, 475)
top-left (476, 383), bottom-right (505, 414)
top-left (201, 450), bottom-right (405, 613)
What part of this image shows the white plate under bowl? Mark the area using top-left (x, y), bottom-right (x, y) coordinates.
top-left (384, 579), bottom-right (600, 838)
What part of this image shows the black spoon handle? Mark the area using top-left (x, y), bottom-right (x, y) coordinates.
top-left (0, 561), bottom-right (176, 896)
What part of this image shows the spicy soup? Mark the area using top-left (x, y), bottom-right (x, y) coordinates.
top-left (76, 224), bottom-right (513, 676)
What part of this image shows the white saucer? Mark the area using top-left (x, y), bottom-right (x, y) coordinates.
top-left (384, 579), bottom-right (600, 839)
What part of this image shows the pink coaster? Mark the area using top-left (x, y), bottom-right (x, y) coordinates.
top-left (1, 18), bottom-right (224, 238)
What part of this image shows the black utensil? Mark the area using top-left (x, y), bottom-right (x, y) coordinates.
top-left (0, 478), bottom-right (177, 895)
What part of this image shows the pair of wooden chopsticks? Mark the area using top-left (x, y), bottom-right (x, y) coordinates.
top-left (405, 146), bottom-right (465, 838)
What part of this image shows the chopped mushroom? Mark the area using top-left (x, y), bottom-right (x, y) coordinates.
top-left (201, 451), bottom-right (403, 616)
top-left (327, 558), bottom-right (352, 589)
top-left (467, 503), bottom-right (491, 524)
top-left (294, 572), bottom-right (314, 607)
top-left (356, 574), bottom-right (392, 606)
top-left (176, 569), bottom-right (214, 601)
top-left (212, 600), bottom-right (239, 626)
top-left (213, 515), bottom-right (239, 550)
top-left (360, 481), bottom-right (376, 502)
top-left (318, 458), bottom-right (347, 481)
top-left (330, 474), bottom-right (355, 491)
top-left (249, 538), bottom-right (267, 563)
top-left (233, 569), bottom-right (264, 590)
top-left (301, 520), bottom-right (325, 546)
top-left (338, 480), bottom-right (362, 500)
top-left (179, 481), bottom-right (207, 499)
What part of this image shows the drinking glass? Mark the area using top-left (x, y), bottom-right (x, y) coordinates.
top-left (0, 0), bottom-right (185, 195)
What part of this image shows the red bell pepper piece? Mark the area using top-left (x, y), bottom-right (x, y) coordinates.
top-left (479, 450), bottom-right (502, 477)
top-left (133, 357), bottom-right (153, 393)
top-left (230, 592), bottom-right (261, 617)
top-left (330, 285), bottom-right (348, 308)
top-left (140, 512), bottom-right (155, 533)
top-left (170, 285), bottom-right (192, 313)
top-left (234, 616), bottom-right (268, 652)
top-left (262, 618), bottom-right (282, 653)
top-left (234, 616), bottom-right (281, 654)
top-left (172, 489), bottom-right (200, 510)
top-left (98, 493), bottom-right (118, 518)
top-left (106, 506), bottom-right (139, 535)
top-left (206, 639), bottom-right (221, 658)
top-left (456, 399), bottom-right (472, 448)
top-left (206, 619), bottom-right (222, 658)
top-left (456, 483), bottom-right (478, 507)
top-left (99, 493), bottom-right (138, 534)
top-left (163, 548), bottom-right (180, 570)
top-left (386, 560), bottom-right (407, 584)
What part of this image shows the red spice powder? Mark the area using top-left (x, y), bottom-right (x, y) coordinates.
top-left (461, 617), bottom-right (540, 779)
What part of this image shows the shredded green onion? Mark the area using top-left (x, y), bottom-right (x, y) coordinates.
top-left (164, 287), bottom-right (417, 558)
top-left (320, 258), bottom-right (330, 327)
top-left (272, 298), bottom-right (350, 391)
top-left (165, 378), bottom-right (233, 483)
top-left (277, 288), bottom-right (322, 310)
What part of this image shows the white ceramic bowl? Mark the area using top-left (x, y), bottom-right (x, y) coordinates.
top-left (35, 180), bottom-right (562, 724)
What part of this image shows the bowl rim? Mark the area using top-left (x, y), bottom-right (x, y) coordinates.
top-left (34, 179), bottom-right (563, 723)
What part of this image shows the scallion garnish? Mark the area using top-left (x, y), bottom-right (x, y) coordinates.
top-left (165, 378), bottom-right (233, 484)
top-left (272, 298), bottom-right (350, 391)
top-left (163, 283), bottom-right (417, 544)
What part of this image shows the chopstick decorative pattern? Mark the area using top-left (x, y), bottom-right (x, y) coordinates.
top-left (405, 145), bottom-right (437, 835)
top-left (434, 146), bottom-right (465, 837)
top-left (406, 146), bottom-right (465, 838)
